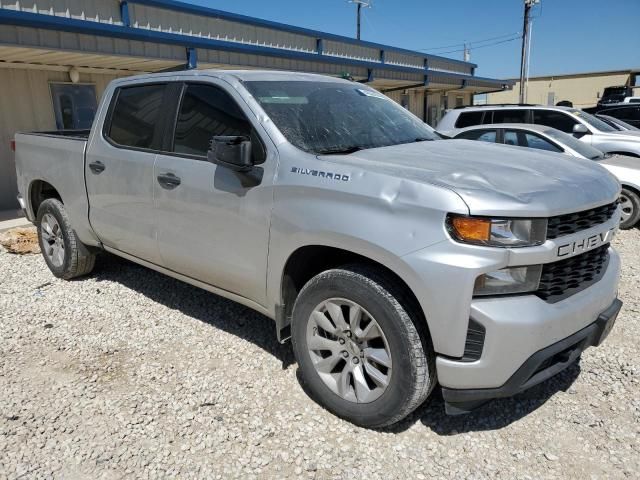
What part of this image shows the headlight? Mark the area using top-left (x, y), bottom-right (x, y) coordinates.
top-left (447, 215), bottom-right (547, 247)
top-left (474, 265), bottom-right (542, 296)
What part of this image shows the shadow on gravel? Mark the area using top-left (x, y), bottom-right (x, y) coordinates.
top-left (89, 254), bottom-right (582, 433)
top-left (384, 362), bottom-right (582, 435)
top-left (90, 254), bottom-right (296, 370)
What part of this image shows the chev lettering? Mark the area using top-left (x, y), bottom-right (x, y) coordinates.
top-left (557, 228), bottom-right (617, 257)
top-left (291, 166), bottom-right (350, 182)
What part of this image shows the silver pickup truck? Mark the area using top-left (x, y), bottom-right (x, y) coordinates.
top-left (14, 70), bottom-right (623, 428)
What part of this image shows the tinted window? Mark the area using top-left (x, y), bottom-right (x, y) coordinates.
top-left (492, 109), bottom-right (528, 124)
top-left (173, 84), bottom-right (252, 156)
top-left (455, 111), bottom-right (484, 128)
top-left (50, 83), bottom-right (97, 130)
top-left (503, 131), bottom-right (519, 146)
top-left (532, 110), bottom-right (577, 133)
top-left (603, 107), bottom-right (640, 122)
top-left (108, 84), bottom-right (167, 149)
top-left (522, 132), bottom-right (562, 152)
top-left (456, 129), bottom-right (497, 142)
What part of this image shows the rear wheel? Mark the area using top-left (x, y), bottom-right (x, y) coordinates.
top-left (619, 188), bottom-right (640, 229)
top-left (37, 198), bottom-right (96, 279)
top-left (291, 264), bottom-right (435, 428)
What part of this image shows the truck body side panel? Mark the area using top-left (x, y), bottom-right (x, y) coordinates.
top-left (14, 133), bottom-right (99, 247)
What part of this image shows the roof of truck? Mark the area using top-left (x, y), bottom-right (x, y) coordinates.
top-left (113, 69), bottom-right (354, 85)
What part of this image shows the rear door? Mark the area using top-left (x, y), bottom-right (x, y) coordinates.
top-left (86, 82), bottom-right (173, 263)
top-left (152, 80), bottom-right (276, 304)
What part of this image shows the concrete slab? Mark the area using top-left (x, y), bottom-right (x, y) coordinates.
top-left (0, 210), bottom-right (31, 232)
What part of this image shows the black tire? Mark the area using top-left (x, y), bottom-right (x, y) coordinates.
top-left (620, 188), bottom-right (640, 230)
top-left (36, 198), bottom-right (96, 279)
top-left (291, 264), bottom-right (436, 428)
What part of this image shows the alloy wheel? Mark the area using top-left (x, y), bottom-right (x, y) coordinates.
top-left (306, 298), bottom-right (392, 403)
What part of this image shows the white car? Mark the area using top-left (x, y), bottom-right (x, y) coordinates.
top-left (437, 105), bottom-right (640, 157)
top-left (450, 123), bottom-right (640, 229)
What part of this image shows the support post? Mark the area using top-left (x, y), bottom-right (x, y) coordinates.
top-left (186, 47), bottom-right (197, 70)
top-left (120, 0), bottom-right (130, 27)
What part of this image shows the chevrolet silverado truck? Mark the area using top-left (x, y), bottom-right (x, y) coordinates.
top-left (14, 70), bottom-right (623, 428)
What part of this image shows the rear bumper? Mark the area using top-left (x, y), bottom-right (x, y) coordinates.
top-left (442, 298), bottom-right (622, 414)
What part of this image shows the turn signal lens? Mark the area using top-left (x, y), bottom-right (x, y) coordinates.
top-left (447, 214), bottom-right (547, 247)
top-left (450, 217), bottom-right (491, 242)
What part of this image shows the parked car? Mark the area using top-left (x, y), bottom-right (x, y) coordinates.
top-left (452, 123), bottom-right (640, 229)
top-left (437, 104), bottom-right (640, 157)
top-left (598, 85), bottom-right (637, 107)
top-left (621, 97), bottom-right (640, 104)
top-left (595, 105), bottom-right (640, 129)
top-left (14, 70), bottom-right (622, 427)
top-left (596, 114), bottom-right (640, 132)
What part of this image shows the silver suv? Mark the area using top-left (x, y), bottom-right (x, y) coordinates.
top-left (437, 105), bottom-right (640, 157)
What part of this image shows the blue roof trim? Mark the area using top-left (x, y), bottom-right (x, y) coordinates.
top-left (127, 0), bottom-right (477, 68)
top-left (0, 9), bottom-right (510, 87)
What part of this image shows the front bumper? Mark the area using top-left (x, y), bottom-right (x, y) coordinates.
top-left (441, 298), bottom-right (622, 414)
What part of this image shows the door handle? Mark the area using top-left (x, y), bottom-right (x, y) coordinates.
top-left (157, 172), bottom-right (181, 189)
top-left (88, 160), bottom-right (105, 174)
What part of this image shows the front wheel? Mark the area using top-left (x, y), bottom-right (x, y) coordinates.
top-left (619, 188), bottom-right (640, 229)
top-left (291, 265), bottom-right (435, 428)
top-left (37, 198), bottom-right (96, 279)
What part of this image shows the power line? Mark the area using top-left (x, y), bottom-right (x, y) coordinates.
top-left (432, 35), bottom-right (522, 55)
top-left (418, 32), bottom-right (521, 52)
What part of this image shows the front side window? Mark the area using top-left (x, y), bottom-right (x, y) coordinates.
top-left (456, 129), bottom-right (497, 143)
top-left (173, 84), bottom-right (253, 157)
top-left (532, 110), bottom-right (578, 133)
top-left (521, 132), bottom-right (562, 152)
top-left (107, 84), bottom-right (167, 149)
top-left (244, 81), bottom-right (439, 154)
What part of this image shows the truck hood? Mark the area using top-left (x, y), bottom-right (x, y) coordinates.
top-left (323, 140), bottom-right (621, 217)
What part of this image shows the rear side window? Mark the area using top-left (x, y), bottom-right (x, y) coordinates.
top-left (492, 109), bottom-right (528, 124)
top-left (107, 84), bottom-right (167, 149)
top-left (532, 110), bottom-right (578, 133)
top-left (173, 84), bottom-right (252, 156)
top-left (455, 111), bottom-right (484, 128)
top-left (456, 129), bottom-right (497, 142)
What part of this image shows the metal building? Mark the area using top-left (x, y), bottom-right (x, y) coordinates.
top-left (0, 0), bottom-right (512, 211)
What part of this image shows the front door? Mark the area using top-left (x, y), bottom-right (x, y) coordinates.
top-left (153, 82), bottom-right (275, 304)
top-left (86, 82), bottom-right (171, 264)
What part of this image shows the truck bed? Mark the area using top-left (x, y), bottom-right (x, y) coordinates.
top-left (20, 129), bottom-right (91, 140)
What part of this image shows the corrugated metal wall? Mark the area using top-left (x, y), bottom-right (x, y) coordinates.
top-left (129, 3), bottom-right (318, 53)
top-left (0, 67), bottom-right (124, 210)
top-left (0, 0), bottom-right (122, 24)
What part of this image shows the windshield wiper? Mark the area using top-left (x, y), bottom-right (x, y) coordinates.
top-left (316, 146), bottom-right (366, 155)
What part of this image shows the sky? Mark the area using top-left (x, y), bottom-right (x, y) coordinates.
top-left (187, 0), bottom-right (640, 80)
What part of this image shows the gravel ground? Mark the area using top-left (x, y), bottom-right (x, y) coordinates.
top-left (1, 229), bottom-right (638, 479)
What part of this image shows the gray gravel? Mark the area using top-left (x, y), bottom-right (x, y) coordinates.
top-left (1, 229), bottom-right (638, 479)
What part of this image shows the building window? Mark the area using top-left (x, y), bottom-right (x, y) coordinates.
top-left (455, 96), bottom-right (464, 108)
top-left (50, 83), bottom-right (97, 130)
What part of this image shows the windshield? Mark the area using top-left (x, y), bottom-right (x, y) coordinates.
top-left (598, 115), bottom-right (640, 131)
top-left (569, 109), bottom-right (617, 132)
top-left (544, 128), bottom-right (605, 160)
top-left (244, 81), bottom-right (439, 154)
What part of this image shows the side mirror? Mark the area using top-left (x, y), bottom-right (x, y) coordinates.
top-left (208, 136), bottom-right (253, 171)
top-left (572, 124), bottom-right (590, 136)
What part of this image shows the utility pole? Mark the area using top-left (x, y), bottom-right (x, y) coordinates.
top-left (463, 42), bottom-right (470, 62)
top-left (349, 0), bottom-right (370, 40)
top-left (519, 0), bottom-right (538, 103)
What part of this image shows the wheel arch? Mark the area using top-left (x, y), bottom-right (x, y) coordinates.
top-left (29, 179), bottom-right (62, 218)
top-left (276, 244), bottom-right (428, 343)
